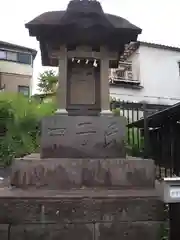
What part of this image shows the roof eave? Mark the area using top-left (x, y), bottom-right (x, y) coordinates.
top-left (0, 40), bottom-right (37, 59)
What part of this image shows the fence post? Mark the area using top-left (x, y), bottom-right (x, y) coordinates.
top-left (143, 103), bottom-right (150, 158)
top-left (169, 203), bottom-right (180, 240)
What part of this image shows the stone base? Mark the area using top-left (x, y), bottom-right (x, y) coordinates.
top-left (0, 154), bottom-right (164, 240)
top-left (10, 154), bottom-right (155, 189)
top-left (0, 188), bottom-right (164, 240)
top-left (41, 115), bottom-right (126, 158)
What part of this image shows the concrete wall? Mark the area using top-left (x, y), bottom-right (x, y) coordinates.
top-left (0, 60), bottom-right (33, 76)
top-left (110, 45), bottom-right (180, 105)
top-left (0, 72), bottom-right (31, 93)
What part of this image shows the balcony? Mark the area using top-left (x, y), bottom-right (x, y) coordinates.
top-left (109, 61), bottom-right (142, 89)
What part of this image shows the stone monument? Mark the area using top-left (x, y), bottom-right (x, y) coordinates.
top-left (0, 1), bottom-right (164, 239)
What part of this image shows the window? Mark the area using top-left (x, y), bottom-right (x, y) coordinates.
top-left (18, 86), bottom-right (29, 97)
top-left (178, 62), bottom-right (180, 76)
top-left (0, 50), bottom-right (6, 59)
top-left (7, 51), bottom-right (17, 61)
top-left (18, 53), bottom-right (31, 64)
top-left (0, 49), bottom-right (32, 65)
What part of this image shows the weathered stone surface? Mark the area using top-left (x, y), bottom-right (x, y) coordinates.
top-left (11, 155), bottom-right (155, 189)
top-left (96, 222), bottom-right (163, 240)
top-left (7, 222), bottom-right (163, 240)
top-left (10, 223), bottom-right (93, 240)
top-left (41, 115), bottom-right (126, 158)
top-left (0, 190), bottom-right (164, 224)
top-left (0, 224), bottom-right (9, 240)
top-left (0, 222), bottom-right (164, 240)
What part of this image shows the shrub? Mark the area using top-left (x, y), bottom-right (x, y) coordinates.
top-left (0, 93), bottom-right (56, 166)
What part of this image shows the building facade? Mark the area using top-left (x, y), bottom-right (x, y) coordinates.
top-left (110, 42), bottom-right (180, 106)
top-left (0, 41), bottom-right (37, 96)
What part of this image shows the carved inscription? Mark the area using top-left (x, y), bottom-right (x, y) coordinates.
top-left (48, 128), bottom-right (66, 136)
top-left (104, 122), bottom-right (118, 147)
top-left (78, 122), bottom-right (92, 126)
top-left (41, 116), bottom-right (125, 158)
top-left (76, 122), bottom-right (96, 146)
top-left (76, 131), bottom-right (96, 135)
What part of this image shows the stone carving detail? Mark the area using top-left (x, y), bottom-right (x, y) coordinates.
top-left (69, 66), bottom-right (95, 105)
top-left (41, 116), bottom-right (126, 158)
top-left (48, 128), bottom-right (66, 136)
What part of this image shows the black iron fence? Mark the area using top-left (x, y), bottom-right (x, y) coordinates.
top-left (111, 100), bottom-right (168, 155)
top-left (111, 100), bottom-right (174, 179)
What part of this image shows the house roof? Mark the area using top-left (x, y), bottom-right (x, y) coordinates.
top-left (0, 40), bottom-right (37, 58)
top-left (120, 41), bottom-right (180, 60)
top-left (139, 41), bottom-right (180, 53)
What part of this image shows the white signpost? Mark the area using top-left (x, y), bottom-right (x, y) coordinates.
top-left (161, 177), bottom-right (180, 240)
top-left (162, 177), bottom-right (180, 203)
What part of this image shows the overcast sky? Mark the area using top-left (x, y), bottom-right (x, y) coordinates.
top-left (0, 0), bottom-right (179, 93)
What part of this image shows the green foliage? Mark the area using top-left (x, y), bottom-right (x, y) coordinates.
top-left (112, 108), bottom-right (121, 116)
top-left (112, 107), bottom-right (144, 157)
top-left (38, 70), bottom-right (58, 93)
top-left (0, 93), bottom-right (56, 166)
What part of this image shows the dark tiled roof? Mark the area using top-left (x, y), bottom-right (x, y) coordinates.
top-left (25, 0), bottom-right (141, 66)
top-left (26, 11), bottom-right (65, 26)
top-left (26, 10), bottom-right (141, 32)
top-left (0, 40), bottom-right (37, 58)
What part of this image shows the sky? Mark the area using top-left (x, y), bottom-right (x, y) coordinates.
top-left (0, 0), bottom-right (180, 93)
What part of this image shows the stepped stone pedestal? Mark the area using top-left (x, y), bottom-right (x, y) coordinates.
top-left (0, 154), bottom-right (164, 240)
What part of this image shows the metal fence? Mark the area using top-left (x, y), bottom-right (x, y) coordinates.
top-left (111, 100), bottom-right (168, 157)
top-left (111, 100), bottom-right (173, 179)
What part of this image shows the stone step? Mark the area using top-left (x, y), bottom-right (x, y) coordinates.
top-left (11, 155), bottom-right (155, 189)
top-left (0, 222), bottom-right (164, 240)
top-left (0, 189), bottom-right (163, 224)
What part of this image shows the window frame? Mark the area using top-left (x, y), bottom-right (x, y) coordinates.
top-left (18, 85), bottom-right (30, 97)
top-left (178, 62), bottom-right (180, 76)
top-left (0, 50), bottom-right (7, 60)
top-left (0, 49), bottom-right (32, 65)
top-left (17, 52), bottom-right (32, 65)
top-left (6, 51), bottom-right (18, 61)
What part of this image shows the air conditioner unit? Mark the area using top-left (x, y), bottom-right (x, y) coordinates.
top-left (127, 71), bottom-right (133, 80)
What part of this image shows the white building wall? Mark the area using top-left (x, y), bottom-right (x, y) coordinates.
top-left (110, 45), bottom-right (180, 105)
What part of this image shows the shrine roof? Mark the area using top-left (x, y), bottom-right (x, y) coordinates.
top-left (26, 11), bottom-right (141, 33)
top-left (25, 0), bottom-right (141, 66)
top-left (25, 0), bottom-right (141, 39)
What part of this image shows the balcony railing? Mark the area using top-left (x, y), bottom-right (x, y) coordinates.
top-left (109, 76), bottom-right (140, 85)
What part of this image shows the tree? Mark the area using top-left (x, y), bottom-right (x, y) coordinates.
top-left (38, 70), bottom-right (58, 93)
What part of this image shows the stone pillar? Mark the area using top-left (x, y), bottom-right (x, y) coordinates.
top-left (100, 46), bottom-right (112, 115)
top-left (56, 45), bottom-right (68, 114)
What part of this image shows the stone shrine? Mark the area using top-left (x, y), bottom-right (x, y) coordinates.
top-left (0, 1), bottom-right (164, 239)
